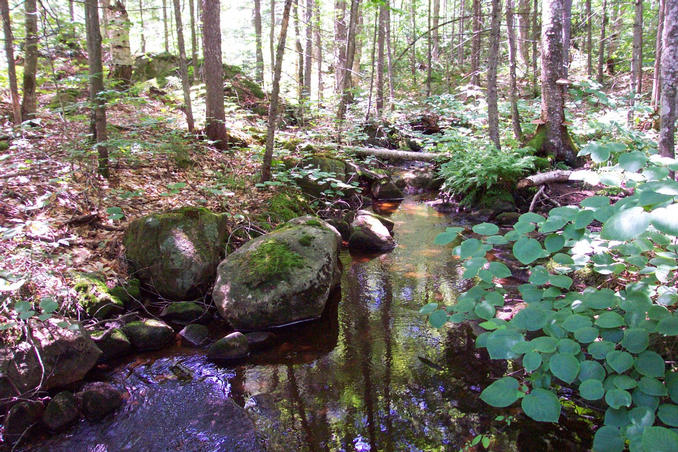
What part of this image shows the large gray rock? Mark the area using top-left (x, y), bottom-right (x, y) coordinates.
top-left (207, 332), bottom-right (249, 361)
top-left (348, 213), bottom-right (396, 252)
top-left (123, 206), bottom-right (228, 300)
top-left (43, 391), bottom-right (79, 431)
top-left (3, 318), bottom-right (101, 394)
top-left (213, 216), bottom-right (342, 331)
top-left (122, 319), bottom-right (175, 351)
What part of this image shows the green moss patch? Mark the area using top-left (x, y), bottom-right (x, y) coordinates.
top-left (241, 239), bottom-right (305, 288)
top-left (73, 274), bottom-right (125, 319)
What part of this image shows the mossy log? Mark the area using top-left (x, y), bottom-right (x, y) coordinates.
top-left (347, 146), bottom-right (445, 162)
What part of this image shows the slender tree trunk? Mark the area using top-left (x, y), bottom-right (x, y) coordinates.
top-left (606, 0), bottom-right (621, 75)
top-left (254, 0), bottom-right (265, 86)
top-left (652, 0), bottom-right (666, 109)
top-left (585, 0), bottom-right (592, 77)
top-left (69, 0), bottom-right (75, 21)
top-left (336, 0), bottom-right (360, 123)
top-left (163, 0), bottom-right (169, 52)
top-left (334, 0), bottom-right (347, 93)
top-left (507, 0), bottom-right (523, 141)
top-left (262, 0), bottom-right (294, 182)
top-left (0, 0), bottom-right (21, 124)
top-left (629, 0), bottom-right (643, 124)
top-left (189, 0), bottom-right (198, 80)
top-left (561, 0), bottom-right (572, 78)
top-left (85, 0), bottom-right (109, 178)
top-left (22, 0), bottom-right (38, 120)
top-left (385, 0), bottom-right (395, 106)
top-left (487, 0), bottom-right (501, 149)
top-left (376, 2), bottom-right (386, 116)
top-left (411, 0), bottom-right (417, 86)
top-left (351, 10), bottom-right (363, 88)
top-left (366, 9), bottom-right (378, 121)
top-left (658, 0), bottom-right (678, 161)
top-left (294, 0), bottom-right (304, 103)
top-left (597, 0), bottom-right (608, 83)
top-left (517, 0), bottom-right (530, 70)
top-left (139, 0), bottom-right (146, 54)
top-left (432, 0), bottom-right (440, 61)
top-left (202, 0), bottom-right (227, 148)
top-left (303, 0), bottom-right (313, 101)
top-left (109, 1), bottom-right (133, 86)
top-left (426, 0), bottom-right (432, 96)
top-left (457, 0), bottom-right (465, 65)
top-left (470, 0), bottom-right (481, 85)
top-left (173, 0), bottom-right (194, 132)
top-left (531, 0), bottom-right (539, 92)
top-left (539, 0), bottom-right (576, 165)
top-left (271, 0), bottom-right (276, 79)
top-left (314, 0), bottom-right (323, 104)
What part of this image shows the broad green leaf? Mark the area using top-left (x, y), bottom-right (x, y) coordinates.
top-left (523, 351), bottom-right (542, 373)
top-left (638, 377), bottom-right (667, 396)
top-left (480, 377), bottom-right (521, 407)
top-left (656, 315), bottom-right (678, 335)
top-left (574, 210), bottom-right (595, 229)
top-left (641, 426), bottom-right (678, 452)
top-left (419, 303), bottom-right (438, 315)
top-left (39, 297), bottom-right (58, 313)
top-left (550, 353), bottom-right (580, 384)
top-left (459, 238), bottom-right (483, 258)
top-left (557, 338), bottom-right (581, 354)
top-left (473, 223), bottom-right (500, 235)
top-left (488, 262), bottom-right (511, 279)
top-left (604, 408), bottom-right (630, 428)
top-left (485, 329), bottom-right (525, 359)
top-left (633, 388), bottom-right (660, 411)
top-left (531, 336), bottom-right (558, 353)
top-left (521, 389), bottom-right (561, 422)
top-left (580, 379), bottom-right (604, 400)
top-left (651, 204), bottom-right (678, 236)
top-left (474, 300), bottom-right (496, 320)
top-left (513, 238), bottom-right (544, 265)
top-left (519, 212), bottom-right (545, 224)
top-left (612, 375), bottom-right (638, 390)
top-left (549, 274), bottom-right (573, 289)
top-left (622, 328), bottom-right (649, 353)
top-left (529, 266), bottom-right (550, 285)
top-left (581, 196), bottom-right (611, 209)
top-left (580, 360), bottom-right (606, 381)
top-left (635, 351), bottom-right (665, 377)
top-left (574, 326), bottom-right (599, 343)
top-left (600, 207), bottom-right (650, 241)
top-left (658, 404), bottom-right (678, 427)
top-left (589, 341), bottom-right (615, 360)
top-left (605, 388), bottom-right (632, 409)
top-left (592, 426), bottom-right (624, 452)
top-left (595, 312), bottom-right (625, 328)
top-left (667, 372), bottom-right (678, 403)
top-left (511, 307), bottom-right (548, 331)
top-left (626, 406), bottom-right (656, 442)
top-left (434, 228), bottom-right (463, 245)
top-left (429, 310), bottom-right (448, 328)
top-left (606, 351), bottom-right (634, 374)
top-left (619, 151), bottom-right (648, 172)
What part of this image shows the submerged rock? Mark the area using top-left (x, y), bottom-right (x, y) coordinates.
top-left (77, 382), bottom-right (123, 421)
top-left (3, 400), bottom-right (43, 443)
top-left (91, 327), bottom-right (132, 362)
top-left (348, 214), bottom-right (396, 252)
top-left (207, 332), bottom-right (249, 361)
top-left (245, 331), bottom-right (277, 351)
top-left (3, 318), bottom-right (101, 393)
top-left (123, 206), bottom-right (228, 300)
top-left (212, 216), bottom-right (342, 331)
top-left (43, 391), bottom-right (79, 431)
top-left (160, 301), bottom-right (205, 324)
top-left (122, 319), bottom-right (175, 351)
top-left (179, 324), bottom-right (209, 347)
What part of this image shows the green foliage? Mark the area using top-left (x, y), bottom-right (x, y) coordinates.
top-left (242, 239), bottom-right (305, 288)
top-left (437, 144), bottom-right (536, 206)
top-left (426, 142), bottom-right (678, 450)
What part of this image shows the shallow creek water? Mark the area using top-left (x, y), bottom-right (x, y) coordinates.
top-left (28, 197), bottom-right (592, 452)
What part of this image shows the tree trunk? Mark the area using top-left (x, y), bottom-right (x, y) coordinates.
top-left (629, 0), bottom-right (643, 124)
top-left (385, 0), bottom-right (395, 106)
top-left (432, 0), bottom-right (440, 61)
top-left (109, 1), bottom-right (133, 87)
top-left (585, 0), bottom-right (592, 77)
top-left (410, 0), bottom-right (417, 86)
top-left (539, 0), bottom-right (577, 165)
top-left (293, 0), bottom-right (304, 104)
top-left (271, 0), bottom-right (276, 79)
top-left (458, 0), bottom-right (465, 65)
top-left (351, 10), bottom-right (363, 88)
top-left (652, 0), bottom-right (666, 109)
top-left (366, 9), bottom-right (378, 120)
top-left (314, 0), bottom-right (323, 104)
top-left (173, 0), bottom-right (194, 132)
top-left (22, 0), bottom-right (38, 120)
top-left (605, 0), bottom-right (621, 75)
top-left (426, 0), bottom-right (432, 96)
top-left (336, 0), bottom-right (360, 123)
top-left (254, 0), bottom-right (265, 86)
top-left (262, 0), bottom-right (294, 182)
top-left (189, 0), bottom-right (198, 81)
top-left (376, 2), bottom-right (386, 116)
top-left (0, 0), bottom-right (21, 124)
top-left (597, 0), bottom-right (607, 83)
top-left (334, 0), bottom-right (347, 93)
top-left (69, 0), bottom-right (75, 22)
top-left (163, 0), bottom-right (169, 52)
top-left (349, 146), bottom-right (442, 162)
top-left (85, 0), bottom-right (109, 178)
top-left (139, 0), bottom-right (146, 54)
top-left (507, 0), bottom-right (523, 141)
top-left (561, 0), bottom-right (572, 78)
top-left (531, 0), bottom-right (539, 92)
top-left (658, 0), bottom-right (678, 161)
top-left (202, 0), bottom-right (227, 148)
top-left (470, 0), bottom-right (481, 85)
top-left (487, 0), bottom-right (501, 149)
top-left (303, 0), bottom-right (313, 101)
top-left (517, 0), bottom-right (530, 70)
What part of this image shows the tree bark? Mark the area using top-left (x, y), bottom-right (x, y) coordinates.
top-left (585, 0), bottom-right (592, 77)
top-left (385, 0), bottom-right (395, 106)
top-left (254, 0), bottom-right (265, 86)
top-left (507, 0), bottom-right (523, 141)
top-left (189, 0), bottom-right (198, 81)
top-left (349, 146), bottom-right (442, 162)
top-left (0, 0), bottom-right (21, 124)
top-left (531, 0), bottom-right (539, 92)
top-left (517, 0), bottom-right (530, 70)
top-left (262, 0), bottom-right (294, 182)
top-left (432, 0), bottom-right (440, 61)
top-left (163, 0), bottom-right (169, 52)
top-left (139, 0), bottom-right (146, 54)
top-left (314, 0), bottom-right (323, 104)
top-left (426, 0), bottom-right (432, 96)
top-left (539, 0), bottom-right (577, 165)
top-left (366, 9), bottom-right (378, 120)
top-left (109, 1), bottom-right (133, 86)
top-left (293, 0), bottom-right (304, 104)
top-left (336, 0), bottom-right (360, 122)
top-left (629, 0), bottom-right (643, 124)
top-left (470, 0), bottom-right (481, 86)
top-left (376, 2), bottom-right (386, 116)
top-left (303, 0), bottom-right (313, 100)
top-left (69, 0), bottom-right (75, 22)
top-left (458, 0), bottom-right (466, 65)
top-left (85, 0), bottom-right (109, 178)
top-left (173, 0), bottom-right (194, 132)
top-left (658, 0), bottom-right (678, 161)
top-left (351, 10), bottom-right (363, 88)
top-left (561, 0), bottom-right (572, 78)
top-left (334, 0), bottom-right (347, 93)
top-left (202, 0), bottom-right (227, 148)
top-left (270, 0), bottom-right (276, 79)
top-left (652, 0), bottom-right (666, 109)
top-left (597, 0), bottom-right (607, 83)
top-left (22, 0), bottom-right (38, 120)
top-left (487, 0), bottom-right (501, 149)
top-left (410, 0), bottom-right (417, 86)
top-left (516, 169), bottom-right (572, 188)
top-left (605, 0), bottom-right (622, 76)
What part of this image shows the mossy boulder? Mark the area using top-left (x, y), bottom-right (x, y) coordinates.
top-left (77, 382), bottom-right (123, 421)
top-left (122, 319), bottom-right (175, 351)
top-left (132, 52), bottom-right (179, 82)
top-left (73, 273), bottom-right (125, 319)
top-left (349, 214), bottom-right (396, 252)
top-left (207, 332), bottom-right (249, 361)
top-left (371, 180), bottom-right (404, 200)
top-left (123, 207), bottom-right (229, 300)
top-left (91, 328), bottom-right (131, 362)
top-left (212, 216), bottom-right (342, 331)
top-left (109, 278), bottom-right (141, 306)
top-left (43, 391), bottom-right (79, 431)
top-left (160, 301), bottom-right (205, 324)
top-left (256, 192), bottom-right (311, 230)
top-left (296, 156), bottom-right (352, 198)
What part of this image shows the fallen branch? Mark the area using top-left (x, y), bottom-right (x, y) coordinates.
top-left (516, 170), bottom-right (573, 189)
top-left (346, 146), bottom-right (445, 162)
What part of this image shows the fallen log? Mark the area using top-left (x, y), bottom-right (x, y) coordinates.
top-left (516, 170), bottom-right (572, 189)
top-left (346, 146), bottom-right (445, 162)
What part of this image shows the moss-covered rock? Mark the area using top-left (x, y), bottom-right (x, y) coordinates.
top-left (207, 332), bottom-right (249, 361)
top-left (213, 216), bottom-right (342, 331)
top-left (160, 301), bottom-right (205, 324)
top-left (122, 319), bottom-right (175, 351)
top-left (77, 382), bottom-right (123, 421)
top-left (296, 156), bottom-right (350, 198)
top-left (43, 391), bottom-right (79, 431)
top-left (132, 52), bottom-right (179, 82)
top-left (257, 192), bottom-right (311, 230)
top-left (123, 207), bottom-right (229, 300)
top-left (370, 180), bottom-right (404, 200)
top-left (109, 278), bottom-right (141, 307)
top-left (91, 328), bottom-right (131, 362)
top-left (73, 273), bottom-right (125, 319)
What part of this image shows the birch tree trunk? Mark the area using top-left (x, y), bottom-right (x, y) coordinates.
top-left (652, 0), bottom-right (666, 109)
top-left (0, 0), bottom-right (21, 124)
top-left (254, 0), bottom-right (265, 86)
top-left (85, 0), bottom-right (109, 178)
top-left (69, 0), bottom-right (75, 21)
top-left (507, 0), bottom-right (523, 141)
top-left (351, 11), bottom-right (363, 88)
top-left (262, 0), bottom-right (294, 182)
top-left (487, 0), bottom-right (501, 149)
top-left (658, 0), bottom-right (678, 161)
top-left (385, 0), bottom-right (395, 106)
top-left (293, 0), bottom-right (304, 103)
top-left (173, 0), bottom-right (194, 132)
top-left (202, 0), bottom-right (227, 148)
top-left (271, 0), bottom-right (276, 79)
top-left (22, 0), bottom-right (38, 120)
top-left (109, 1), bottom-right (133, 87)
top-left (531, 0), bottom-right (539, 92)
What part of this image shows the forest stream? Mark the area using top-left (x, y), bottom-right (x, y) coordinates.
top-left (25, 198), bottom-right (591, 452)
